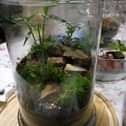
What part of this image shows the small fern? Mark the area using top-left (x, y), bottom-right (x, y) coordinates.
top-left (56, 74), bottom-right (91, 107)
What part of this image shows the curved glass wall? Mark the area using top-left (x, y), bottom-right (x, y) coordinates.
top-left (0, 0), bottom-right (102, 125)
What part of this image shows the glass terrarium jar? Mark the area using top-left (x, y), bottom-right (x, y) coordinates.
top-left (96, 0), bottom-right (126, 81)
top-left (0, 0), bottom-right (102, 126)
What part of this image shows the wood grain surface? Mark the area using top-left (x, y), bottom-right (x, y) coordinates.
top-left (0, 92), bottom-right (119, 126)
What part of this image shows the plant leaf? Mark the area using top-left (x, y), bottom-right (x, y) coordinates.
top-left (43, 7), bottom-right (49, 15)
top-left (23, 31), bottom-right (32, 45)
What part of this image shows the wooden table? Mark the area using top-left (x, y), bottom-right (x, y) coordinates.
top-left (0, 92), bottom-right (119, 126)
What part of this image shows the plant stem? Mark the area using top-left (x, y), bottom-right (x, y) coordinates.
top-left (23, 18), bottom-right (37, 44)
top-left (42, 17), bottom-right (46, 43)
top-left (37, 24), bottom-right (42, 44)
top-left (27, 23), bottom-right (37, 44)
top-left (42, 7), bottom-right (49, 43)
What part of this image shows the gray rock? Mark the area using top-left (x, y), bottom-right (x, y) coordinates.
top-left (47, 44), bottom-right (64, 57)
top-left (63, 47), bottom-right (90, 68)
top-left (64, 64), bottom-right (87, 74)
top-left (41, 83), bottom-right (61, 100)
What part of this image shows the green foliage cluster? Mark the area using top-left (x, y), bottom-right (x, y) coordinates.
top-left (17, 61), bottom-right (65, 90)
top-left (107, 40), bottom-right (126, 59)
top-left (56, 74), bottom-right (91, 107)
top-left (17, 61), bottom-right (42, 88)
top-left (0, 6), bottom-right (93, 54)
top-left (111, 51), bottom-right (124, 59)
top-left (0, 6), bottom-right (92, 106)
top-left (29, 37), bottom-right (56, 63)
top-left (29, 43), bottom-right (44, 59)
top-left (65, 25), bottom-right (76, 40)
top-left (77, 32), bottom-right (94, 54)
top-left (108, 40), bottom-right (126, 52)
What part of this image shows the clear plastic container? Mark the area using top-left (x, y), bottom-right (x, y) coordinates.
top-left (96, 0), bottom-right (126, 81)
top-left (97, 48), bottom-right (126, 81)
top-left (0, 0), bottom-right (102, 126)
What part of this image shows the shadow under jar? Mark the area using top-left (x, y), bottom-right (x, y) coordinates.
top-left (0, 0), bottom-right (102, 126)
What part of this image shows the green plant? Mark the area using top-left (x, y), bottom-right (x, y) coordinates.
top-left (108, 40), bottom-right (126, 52)
top-left (17, 61), bottom-right (65, 91)
top-left (77, 32), bottom-right (94, 54)
top-left (56, 74), bottom-right (91, 107)
top-left (65, 24), bottom-right (76, 40)
top-left (17, 60), bottom-right (43, 91)
top-left (29, 36), bottom-right (56, 63)
top-left (0, 7), bottom-right (92, 97)
top-left (45, 14), bottom-right (77, 42)
top-left (0, 7), bottom-right (78, 45)
top-left (43, 63), bottom-right (65, 83)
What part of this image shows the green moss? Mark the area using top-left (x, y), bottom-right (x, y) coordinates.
top-left (30, 44), bottom-right (44, 59)
top-left (17, 60), bottom-right (65, 91)
top-left (29, 36), bottom-right (56, 62)
top-left (43, 63), bottom-right (65, 83)
top-left (17, 61), bottom-right (43, 84)
top-left (56, 74), bottom-right (91, 107)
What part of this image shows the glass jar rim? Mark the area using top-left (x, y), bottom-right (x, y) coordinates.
top-left (0, 0), bottom-right (98, 6)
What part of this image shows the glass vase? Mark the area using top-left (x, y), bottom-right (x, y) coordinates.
top-left (0, 0), bottom-right (102, 126)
